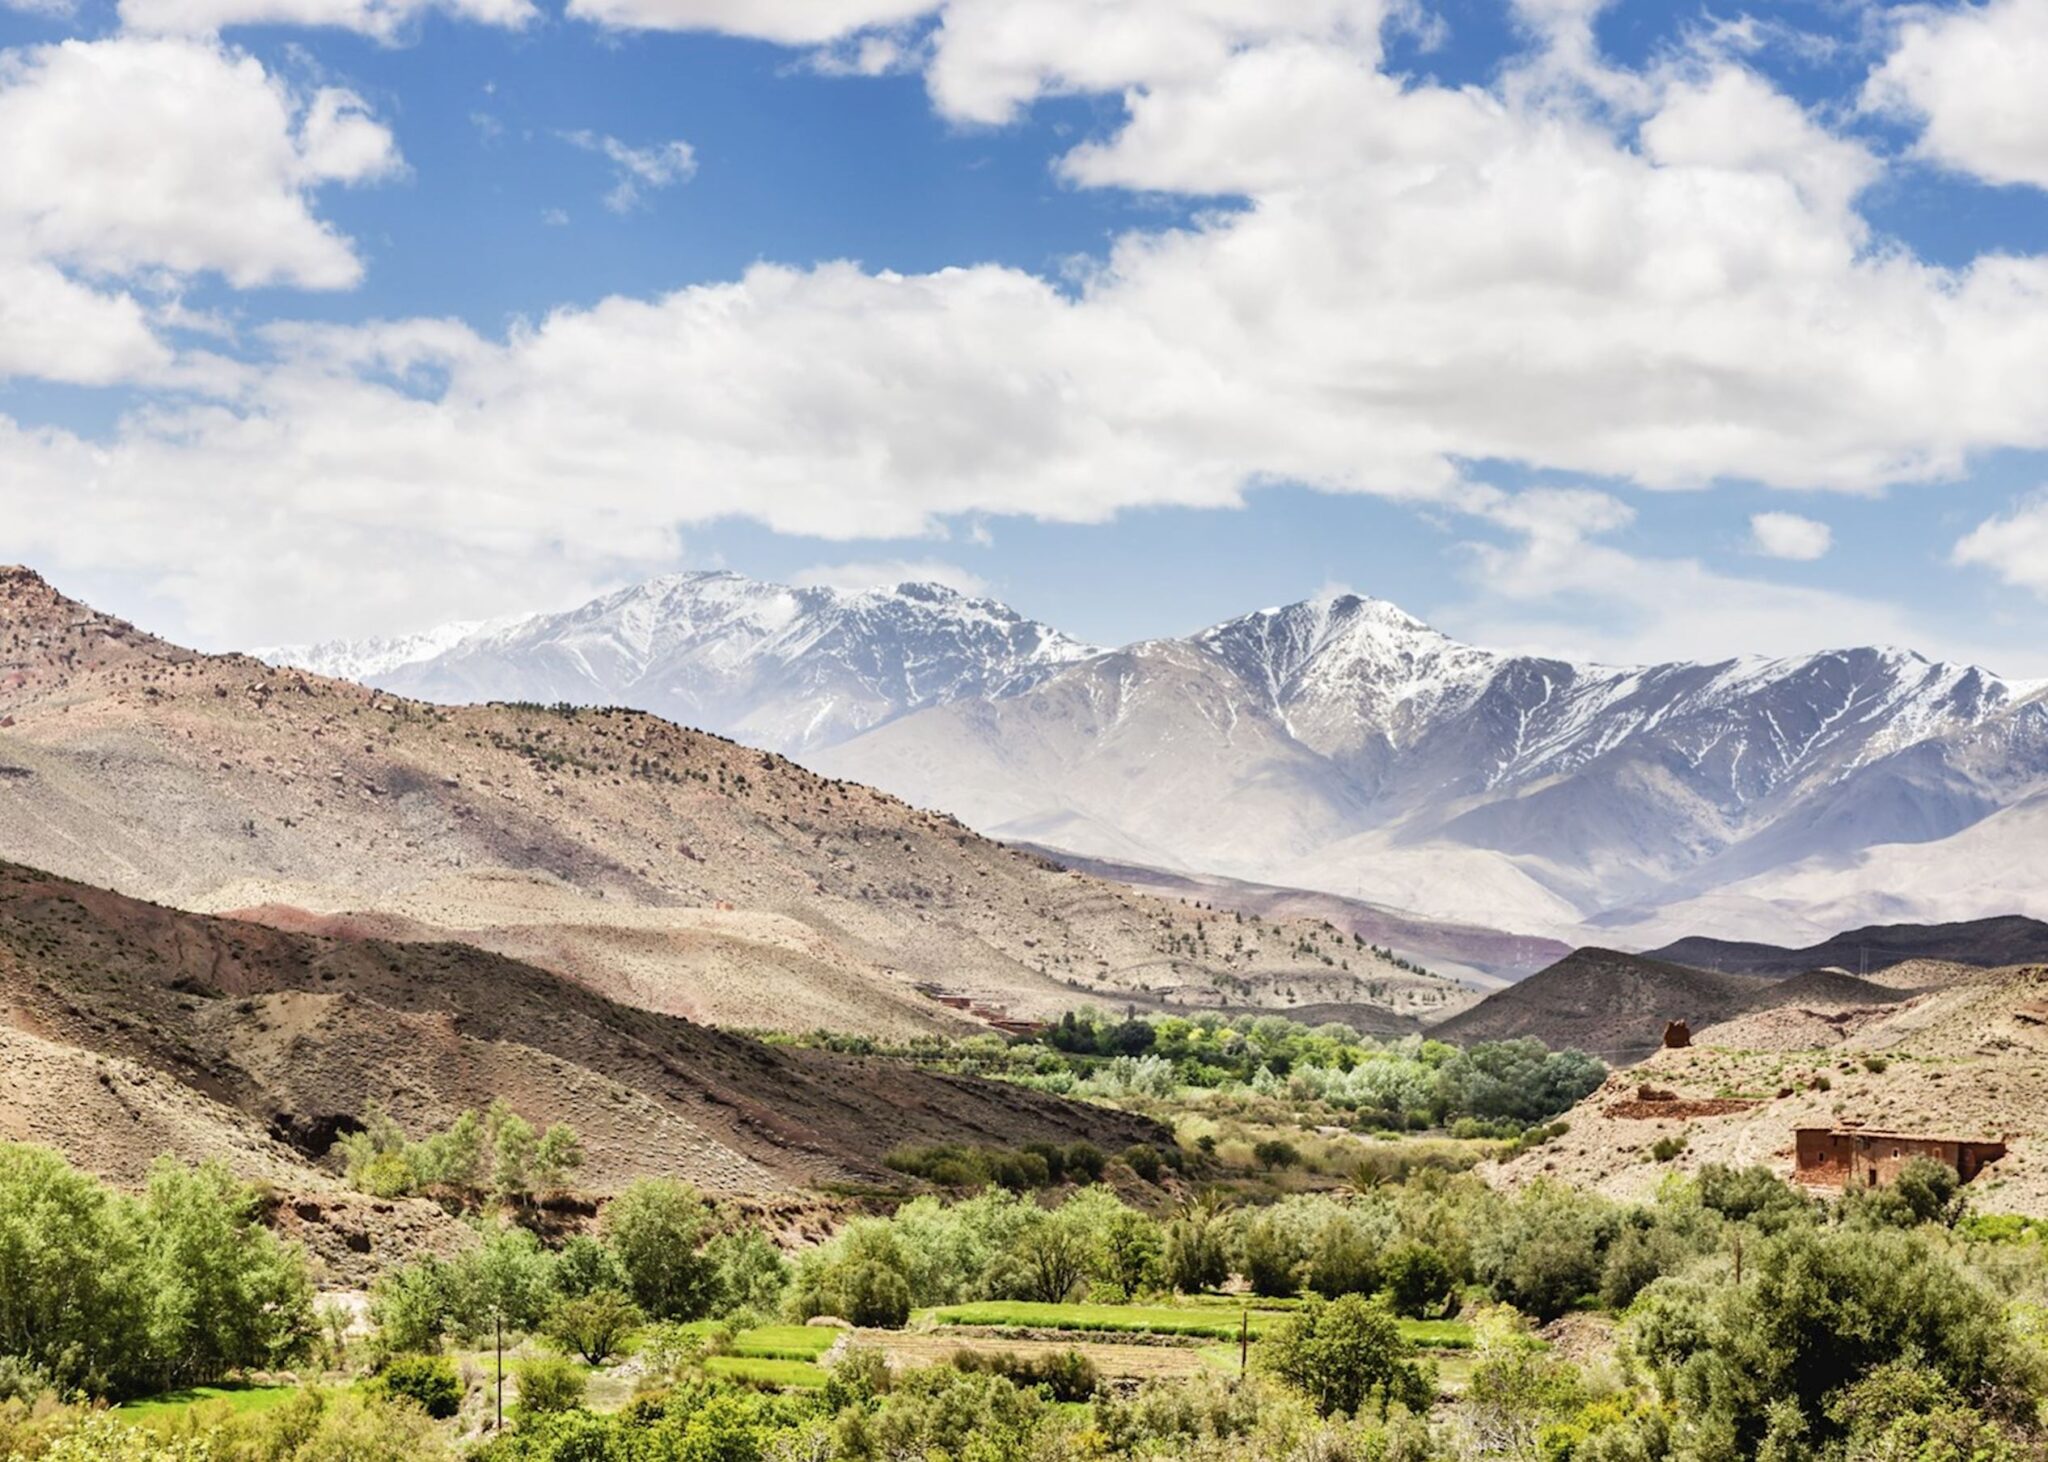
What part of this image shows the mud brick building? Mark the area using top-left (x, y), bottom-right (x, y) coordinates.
top-left (1793, 1125), bottom-right (2007, 1189)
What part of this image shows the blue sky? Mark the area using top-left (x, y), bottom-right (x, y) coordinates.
top-left (3, 0), bottom-right (2048, 674)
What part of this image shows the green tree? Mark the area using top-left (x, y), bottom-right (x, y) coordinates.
top-left (604, 1179), bottom-right (720, 1321)
top-left (530, 1124), bottom-right (586, 1196)
top-left (1009, 1217), bottom-right (1091, 1304)
top-left (1630, 1225), bottom-right (2040, 1456)
top-left (545, 1289), bottom-right (641, 1366)
top-left (1263, 1294), bottom-right (1427, 1419)
top-left (0, 1143), bottom-right (150, 1396)
top-left (138, 1156), bottom-right (314, 1389)
top-left (1164, 1216), bottom-right (1229, 1295)
top-left (1238, 1211), bottom-right (1305, 1298)
top-left (1305, 1213), bottom-right (1379, 1299)
top-left (1090, 1209), bottom-right (1164, 1298)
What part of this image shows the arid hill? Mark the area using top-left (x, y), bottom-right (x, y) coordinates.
top-left (1012, 845), bottom-right (1566, 989)
top-left (1430, 949), bottom-right (1772, 1061)
top-left (0, 567), bottom-right (1464, 1036)
top-left (1647, 915), bottom-right (2048, 978)
top-left (0, 860), bottom-right (1162, 1200)
top-left (1490, 961), bottom-right (2048, 1217)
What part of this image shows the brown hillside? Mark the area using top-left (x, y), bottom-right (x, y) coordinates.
top-left (1647, 916), bottom-right (2048, 978)
top-left (0, 567), bottom-right (1463, 1035)
top-left (1490, 963), bottom-right (2048, 1216)
top-left (1430, 948), bottom-right (1770, 1062)
top-left (0, 860), bottom-right (1162, 1197)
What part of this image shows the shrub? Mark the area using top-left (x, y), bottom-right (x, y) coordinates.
top-left (1164, 1218), bottom-right (1229, 1295)
top-left (514, 1355), bottom-right (587, 1417)
top-left (1381, 1242), bottom-right (1456, 1319)
top-left (1122, 1146), bottom-right (1164, 1183)
top-left (376, 1352), bottom-right (463, 1419)
top-left (1305, 1214), bottom-right (1379, 1300)
top-left (1253, 1140), bottom-right (1301, 1171)
top-left (1649, 1136), bottom-right (1687, 1163)
top-left (1063, 1144), bottom-right (1107, 1183)
top-left (949, 1347), bottom-right (1100, 1402)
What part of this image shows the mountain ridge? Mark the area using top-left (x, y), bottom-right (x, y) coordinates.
top-left (249, 570), bottom-right (2048, 947)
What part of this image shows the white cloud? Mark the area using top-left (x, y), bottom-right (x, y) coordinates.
top-left (790, 559), bottom-right (993, 596)
top-left (0, 38), bottom-right (402, 291)
top-left (1748, 511), bottom-right (1833, 561)
top-left (15, 7), bottom-right (2048, 650)
top-left (562, 0), bottom-right (936, 43)
top-left (562, 131), bottom-right (697, 212)
top-left (1448, 490), bottom-right (1954, 668)
top-left (119, 0), bottom-right (535, 42)
top-left (1865, 0), bottom-right (2048, 191)
top-left (1954, 493), bottom-right (2048, 596)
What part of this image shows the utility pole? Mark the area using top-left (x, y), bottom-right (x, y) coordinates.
top-left (1239, 1305), bottom-right (1249, 1378)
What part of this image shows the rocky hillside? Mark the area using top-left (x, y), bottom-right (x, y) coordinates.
top-left (0, 860), bottom-right (1162, 1202)
top-left (1491, 961), bottom-right (2048, 1217)
top-left (0, 567), bottom-right (1462, 1035)
top-left (1430, 949), bottom-right (1772, 1062)
top-left (1648, 915), bottom-right (2048, 977)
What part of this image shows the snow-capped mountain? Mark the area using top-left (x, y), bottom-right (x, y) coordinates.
top-left (263, 572), bottom-right (1099, 754)
top-left (263, 577), bottom-right (2048, 947)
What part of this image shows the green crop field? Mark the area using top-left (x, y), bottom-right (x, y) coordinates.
top-left (115, 1384), bottom-right (303, 1422)
top-left (705, 1355), bottom-right (830, 1389)
top-left (728, 1324), bottom-right (838, 1360)
top-left (924, 1301), bottom-right (1473, 1348)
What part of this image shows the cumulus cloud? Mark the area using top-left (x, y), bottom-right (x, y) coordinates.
top-left (0, 37), bottom-right (402, 290)
top-left (12, 4), bottom-right (2048, 650)
top-left (1865, 0), bottom-right (2048, 191)
top-left (1749, 511), bottom-right (1833, 561)
top-left (790, 559), bottom-right (993, 597)
top-left (562, 131), bottom-right (698, 212)
top-left (119, 0), bottom-right (535, 42)
top-left (0, 37), bottom-right (402, 388)
top-left (1953, 493), bottom-right (2048, 597)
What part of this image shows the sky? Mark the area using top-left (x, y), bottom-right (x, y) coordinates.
top-left (3, 0), bottom-right (2048, 675)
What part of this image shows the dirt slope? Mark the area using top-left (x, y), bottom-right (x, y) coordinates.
top-left (0, 567), bottom-right (1464, 1035)
top-left (1429, 948), bottom-right (1770, 1061)
top-left (1491, 963), bottom-right (2048, 1216)
top-left (1647, 916), bottom-right (2048, 978)
top-left (0, 860), bottom-right (1163, 1196)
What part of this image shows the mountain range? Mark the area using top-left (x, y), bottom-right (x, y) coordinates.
top-left (3, 566), bottom-right (1456, 1041)
top-left (265, 571), bottom-right (2048, 949)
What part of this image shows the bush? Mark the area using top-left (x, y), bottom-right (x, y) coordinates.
top-left (1064, 1144), bottom-right (1107, 1183)
top-left (1649, 1135), bottom-right (1687, 1163)
top-left (1164, 1218), bottom-right (1229, 1295)
top-left (949, 1347), bottom-right (1101, 1402)
top-left (1252, 1139), bottom-right (1301, 1171)
top-left (1381, 1242), bottom-right (1456, 1319)
top-left (1122, 1146), bottom-right (1164, 1183)
top-left (513, 1355), bottom-right (587, 1417)
top-left (376, 1352), bottom-right (463, 1419)
top-left (1305, 1214), bottom-right (1379, 1300)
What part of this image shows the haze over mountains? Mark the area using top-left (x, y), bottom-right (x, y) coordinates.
top-left (269, 571), bottom-right (2048, 950)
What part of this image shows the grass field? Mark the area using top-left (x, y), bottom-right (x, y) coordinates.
top-left (116, 1384), bottom-right (302, 1422)
top-left (728, 1324), bottom-right (838, 1360)
top-left (704, 1355), bottom-right (829, 1389)
top-left (924, 1301), bottom-right (1473, 1348)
